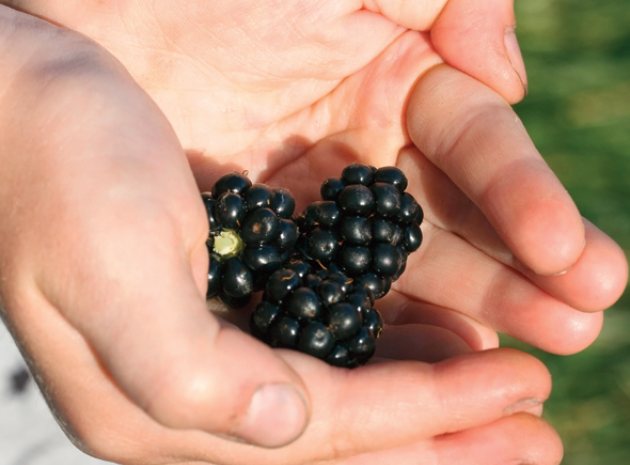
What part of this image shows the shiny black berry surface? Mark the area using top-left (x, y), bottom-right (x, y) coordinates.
top-left (202, 173), bottom-right (299, 307)
top-left (298, 163), bottom-right (423, 300)
top-left (202, 164), bottom-right (421, 367)
top-left (251, 260), bottom-right (383, 367)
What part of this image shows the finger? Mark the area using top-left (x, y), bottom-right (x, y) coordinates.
top-left (376, 324), bottom-right (473, 362)
top-left (326, 413), bottom-right (562, 465)
top-left (407, 64), bottom-right (585, 275)
top-left (381, 291), bottom-right (500, 351)
top-left (398, 138), bottom-right (519, 269)
top-left (262, 348), bottom-right (550, 462)
top-left (431, 414), bottom-right (563, 465)
top-left (195, 349), bottom-right (551, 463)
top-left (395, 221), bottom-right (603, 354)
top-left (522, 220), bottom-right (629, 312)
top-left (398, 147), bottom-right (628, 312)
top-left (432, 0), bottom-right (527, 103)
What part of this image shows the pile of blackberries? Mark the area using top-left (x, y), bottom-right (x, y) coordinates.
top-left (250, 260), bottom-right (382, 367)
top-left (297, 164), bottom-right (423, 299)
top-left (203, 173), bottom-right (298, 307)
top-left (202, 164), bottom-right (423, 367)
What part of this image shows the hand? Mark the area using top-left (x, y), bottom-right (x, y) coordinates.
top-left (0, 7), bottom-right (562, 465)
top-left (18, 0), bottom-right (624, 350)
top-left (0, 3), bottom-right (626, 465)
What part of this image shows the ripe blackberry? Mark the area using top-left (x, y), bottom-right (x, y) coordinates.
top-left (250, 259), bottom-right (383, 367)
top-left (203, 173), bottom-right (298, 307)
top-left (299, 164), bottom-right (423, 299)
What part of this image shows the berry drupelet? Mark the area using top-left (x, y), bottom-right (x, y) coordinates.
top-left (298, 164), bottom-right (423, 299)
top-left (203, 173), bottom-right (299, 307)
top-left (250, 259), bottom-right (384, 367)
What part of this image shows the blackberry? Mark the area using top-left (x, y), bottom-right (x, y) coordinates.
top-left (299, 164), bottom-right (423, 299)
top-left (203, 173), bottom-right (298, 307)
top-left (250, 259), bottom-right (383, 367)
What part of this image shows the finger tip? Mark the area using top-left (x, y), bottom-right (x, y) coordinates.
top-left (488, 163), bottom-right (586, 276)
top-left (514, 203), bottom-right (586, 277)
top-left (510, 413), bottom-right (565, 465)
top-left (497, 348), bottom-right (552, 395)
top-left (588, 237), bottom-right (629, 309)
top-left (431, 0), bottom-right (528, 105)
top-left (525, 232), bottom-right (585, 277)
top-left (524, 221), bottom-right (627, 312)
top-left (562, 232), bottom-right (628, 311)
top-left (548, 310), bottom-right (604, 355)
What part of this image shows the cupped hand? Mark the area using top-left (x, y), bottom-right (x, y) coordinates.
top-left (0, 6), bottom-right (563, 465)
top-left (0, 2), bottom-right (626, 465)
top-left (19, 0), bottom-right (623, 350)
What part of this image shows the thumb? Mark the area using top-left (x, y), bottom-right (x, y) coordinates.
top-left (44, 223), bottom-right (310, 448)
top-left (431, 0), bottom-right (528, 103)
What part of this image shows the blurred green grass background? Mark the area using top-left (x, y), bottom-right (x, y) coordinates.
top-left (510, 1), bottom-right (629, 464)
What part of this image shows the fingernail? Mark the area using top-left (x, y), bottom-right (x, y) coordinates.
top-left (504, 397), bottom-right (543, 416)
top-left (504, 27), bottom-right (528, 95)
top-left (236, 384), bottom-right (308, 448)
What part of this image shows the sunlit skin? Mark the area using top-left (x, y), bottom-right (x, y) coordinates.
top-left (0, 1), bottom-right (627, 464)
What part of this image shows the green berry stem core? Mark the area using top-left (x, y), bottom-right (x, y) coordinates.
top-left (213, 229), bottom-right (245, 259)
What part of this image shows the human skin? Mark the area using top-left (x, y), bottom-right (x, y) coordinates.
top-left (0, 1), bottom-right (627, 465)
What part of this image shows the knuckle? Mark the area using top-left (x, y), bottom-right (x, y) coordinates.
top-left (142, 365), bottom-right (219, 428)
